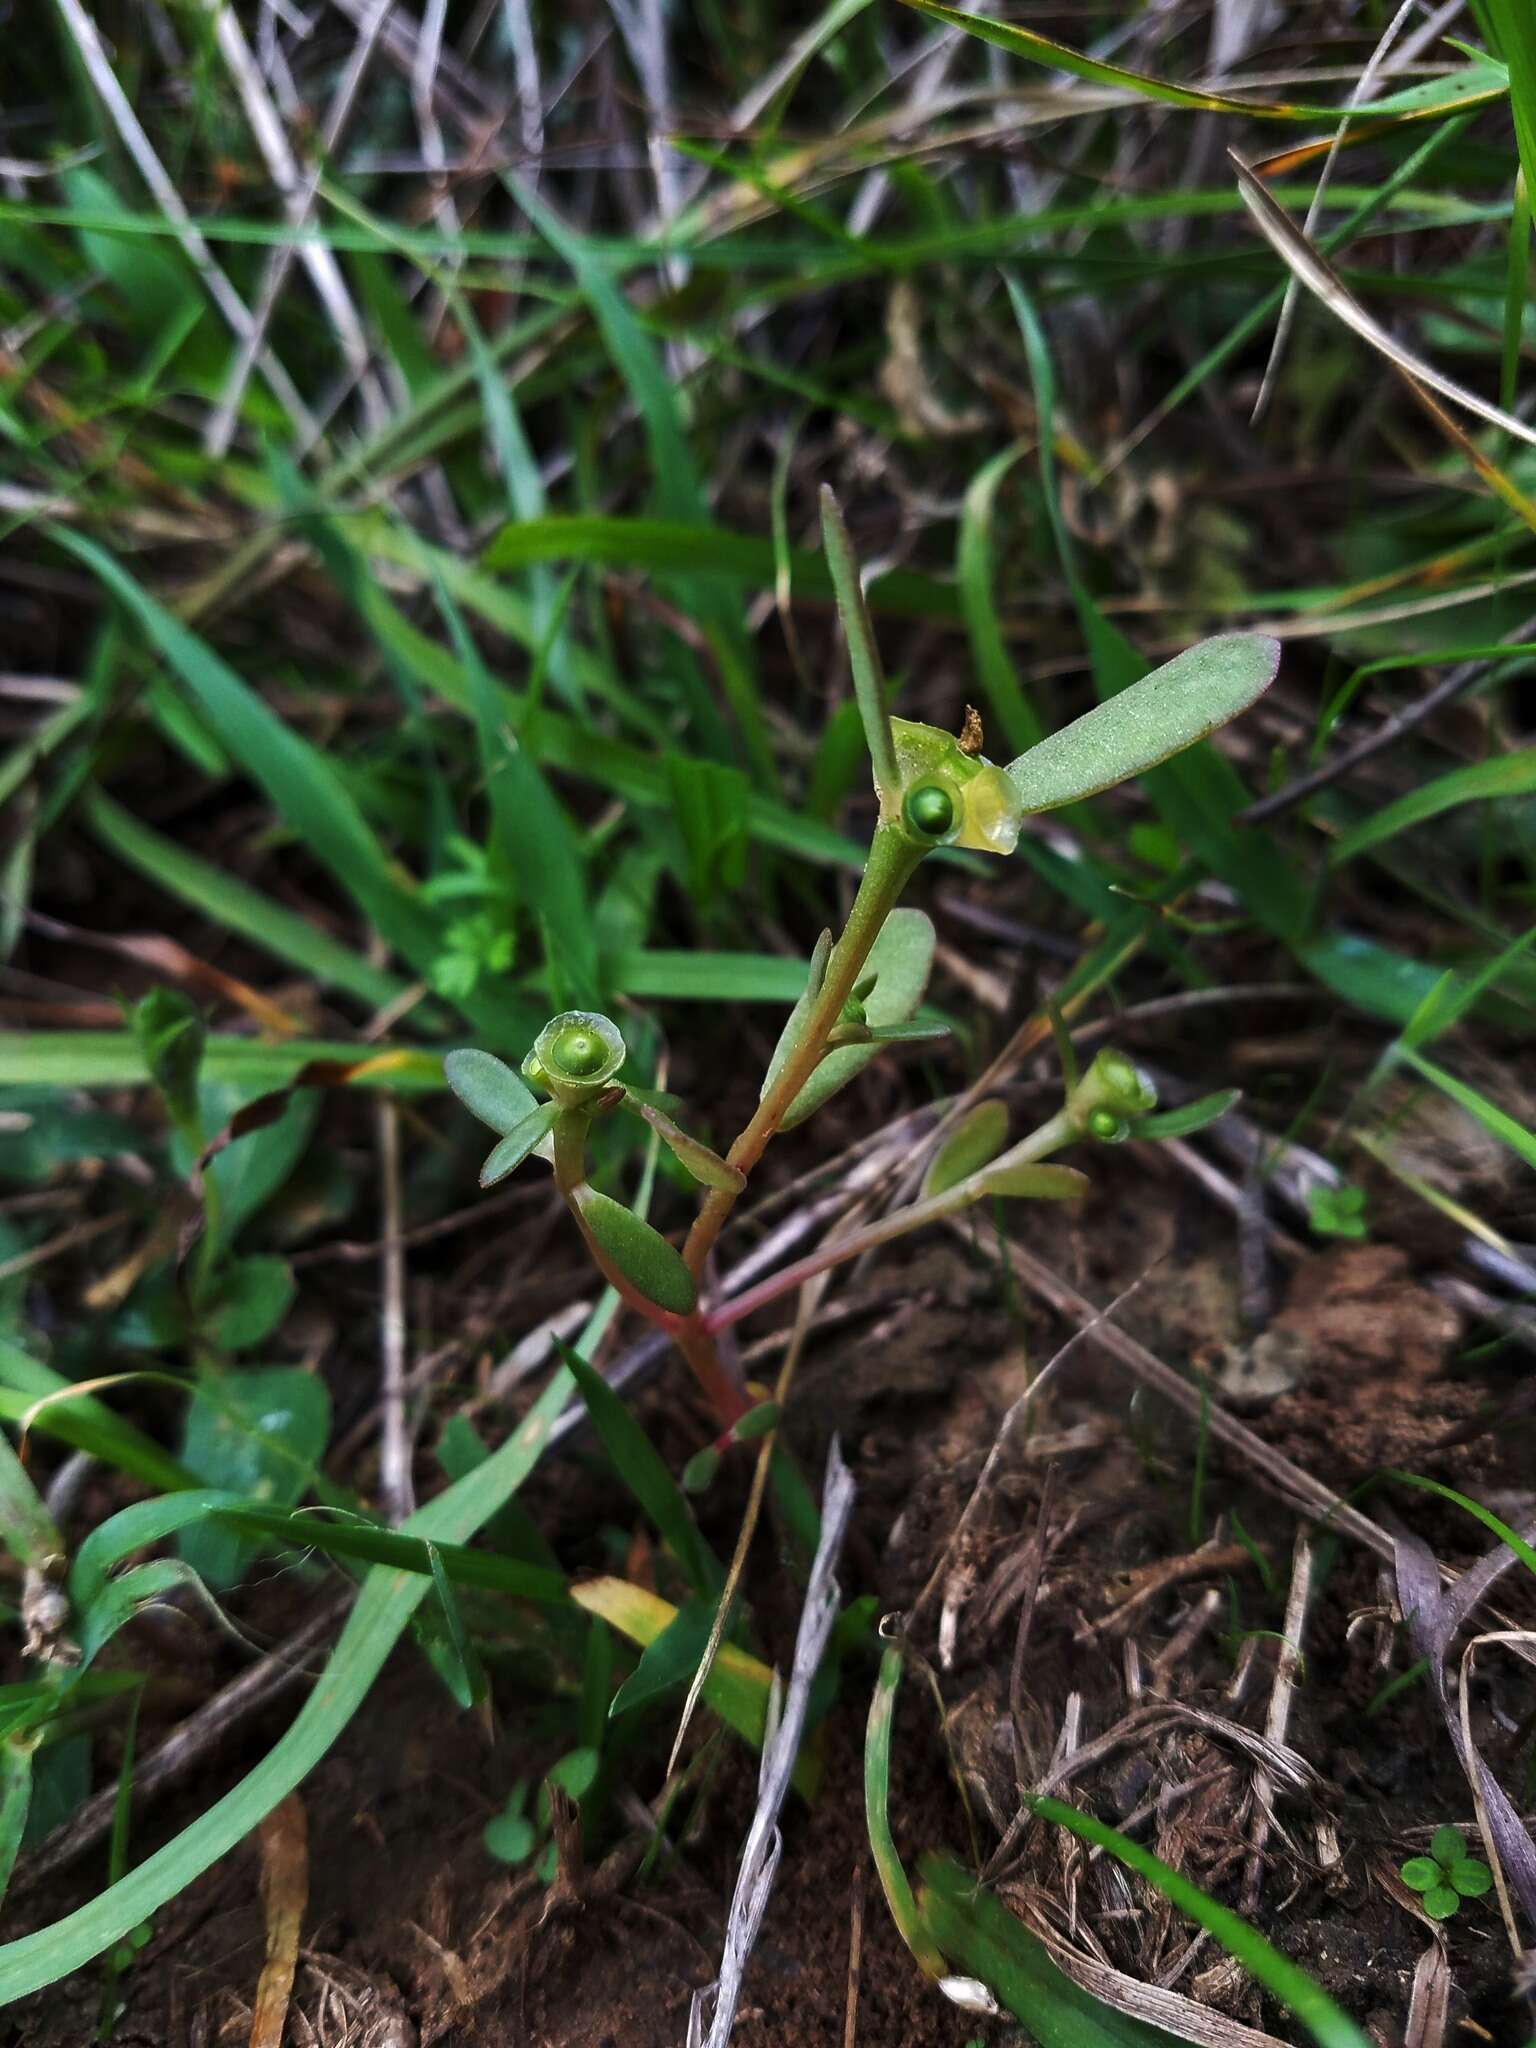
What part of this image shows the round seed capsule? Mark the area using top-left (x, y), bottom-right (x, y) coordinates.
top-left (551, 1024), bottom-right (608, 1077)
top-left (904, 781), bottom-right (956, 839)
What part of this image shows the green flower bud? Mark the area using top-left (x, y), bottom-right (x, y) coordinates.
top-left (524, 1011), bottom-right (626, 1102)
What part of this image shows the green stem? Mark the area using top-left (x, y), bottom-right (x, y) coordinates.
top-left (682, 822), bottom-right (922, 1280)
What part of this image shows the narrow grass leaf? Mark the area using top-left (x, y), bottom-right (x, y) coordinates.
top-left (1329, 750), bottom-right (1536, 864)
top-left (1027, 1794), bottom-right (1373, 2048)
top-left (917, 1857), bottom-right (1188, 2045)
top-left (1401, 1049), bottom-right (1536, 1172)
top-left (864, 1640), bottom-right (947, 1978)
top-left (958, 446), bottom-right (1043, 757)
top-left (820, 487), bottom-right (899, 800)
top-left (47, 529), bottom-right (447, 982)
top-left (0, 1333), bottom-right (585, 1999)
top-left (560, 1344), bottom-right (721, 1595)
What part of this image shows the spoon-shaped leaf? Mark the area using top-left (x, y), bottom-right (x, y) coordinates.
top-left (445, 1048), bottom-right (540, 1134)
top-left (573, 1187), bottom-right (697, 1314)
top-left (628, 1099), bottom-right (744, 1192)
top-left (781, 909), bottom-right (936, 1129)
top-left (480, 1103), bottom-right (559, 1185)
top-left (821, 487), bottom-right (900, 804)
top-left (922, 1100), bottom-right (1009, 1200)
top-left (1006, 634), bottom-right (1279, 814)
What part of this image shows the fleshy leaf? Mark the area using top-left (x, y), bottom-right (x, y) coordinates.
top-left (1399, 1858), bottom-right (1440, 1892)
top-left (923, 1100), bottom-right (1010, 1199)
top-left (479, 1103), bottom-right (559, 1185)
top-left (445, 1048), bottom-right (540, 1135)
top-left (821, 487), bottom-right (900, 803)
top-left (761, 929), bottom-right (833, 1102)
top-left (781, 910), bottom-right (936, 1130)
top-left (977, 1161), bottom-right (1090, 1200)
top-left (630, 1100), bottom-right (744, 1192)
top-left (133, 988), bottom-right (205, 1132)
top-left (574, 1187), bottom-right (697, 1313)
top-left (1449, 1859), bottom-right (1492, 1898)
top-left (1422, 1885), bottom-right (1460, 1919)
top-left (1131, 1090), bottom-right (1242, 1140)
top-left (1006, 634), bottom-right (1279, 813)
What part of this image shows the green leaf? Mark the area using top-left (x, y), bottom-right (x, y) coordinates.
top-left (204, 1255), bottom-right (295, 1352)
top-left (1450, 1859), bottom-right (1492, 1898)
top-left (0, 1429), bottom-right (63, 1571)
top-left (483, 1811), bottom-right (536, 1864)
top-left (894, 2), bottom-right (1504, 122)
top-left (664, 753), bottom-right (750, 916)
top-left (47, 529), bottom-right (450, 996)
top-left (628, 1100), bottom-right (744, 1193)
top-left (444, 1049), bottom-right (541, 1135)
top-left (424, 1542), bottom-right (487, 1709)
top-left (561, 1345), bottom-right (720, 1595)
top-left (572, 1576), bottom-right (815, 1795)
top-left (84, 791), bottom-right (406, 1013)
top-left (865, 1641), bottom-right (947, 1979)
top-left (0, 1741), bottom-right (33, 1914)
top-left (976, 1162), bottom-right (1090, 1201)
top-left (480, 1105), bottom-right (560, 1186)
top-left (481, 512), bottom-right (962, 623)
top-left (0, 1325), bottom-right (588, 2001)
top-left (918, 1857), bottom-right (1187, 2045)
top-left (178, 1368), bottom-right (330, 1590)
top-left (761, 931), bottom-right (833, 1101)
top-left (1422, 1885), bottom-right (1460, 1919)
top-left (608, 1600), bottom-right (718, 1718)
top-left (957, 446), bottom-right (1043, 758)
top-left (923, 1101), bottom-right (1010, 1199)
top-left (1007, 636), bottom-right (1280, 814)
top-left (132, 989), bottom-right (204, 1134)
top-left (1330, 749), bottom-right (1536, 865)
top-left (574, 1189), bottom-right (697, 1314)
top-left (782, 911), bottom-right (935, 1129)
top-left (820, 487), bottom-right (899, 801)
top-left (1132, 1090), bottom-right (1242, 1140)
top-left (1028, 1794), bottom-right (1373, 2048)
top-left (1430, 1824), bottom-right (1466, 1868)
top-left (1402, 1049), bottom-right (1536, 1174)
top-left (1400, 1857), bottom-right (1441, 1892)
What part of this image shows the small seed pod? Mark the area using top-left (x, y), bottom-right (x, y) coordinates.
top-left (522, 1011), bottom-right (626, 1104)
top-left (889, 719), bottom-right (1024, 855)
top-left (1072, 1047), bottom-right (1158, 1140)
top-left (1087, 1049), bottom-right (1157, 1118)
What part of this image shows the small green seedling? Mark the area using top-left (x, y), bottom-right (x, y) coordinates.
top-left (447, 489), bottom-right (1279, 1430)
top-left (1307, 1182), bottom-right (1368, 1240)
top-left (1400, 1826), bottom-right (1493, 1918)
top-left (482, 1747), bottom-right (600, 1883)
